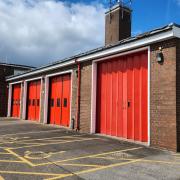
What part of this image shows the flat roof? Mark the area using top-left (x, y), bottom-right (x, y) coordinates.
top-left (6, 23), bottom-right (180, 81)
top-left (0, 62), bottom-right (35, 69)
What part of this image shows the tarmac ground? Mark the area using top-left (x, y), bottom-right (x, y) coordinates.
top-left (0, 118), bottom-right (179, 180)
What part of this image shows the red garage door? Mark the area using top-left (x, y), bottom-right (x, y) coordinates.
top-left (96, 50), bottom-right (148, 142)
top-left (48, 74), bottom-right (71, 127)
top-left (27, 80), bottom-right (41, 121)
top-left (11, 84), bottom-right (21, 118)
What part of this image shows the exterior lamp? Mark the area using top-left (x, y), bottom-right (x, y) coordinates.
top-left (156, 47), bottom-right (164, 63)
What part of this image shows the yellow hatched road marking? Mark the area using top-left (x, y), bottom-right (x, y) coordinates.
top-left (0, 135), bottom-right (85, 145)
top-left (141, 159), bottom-right (180, 165)
top-left (60, 163), bottom-right (103, 167)
top-left (94, 156), bottom-right (136, 161)
top-left (0, 160), bottom-right (25, 163)
top-left (0, 129), bottom-right (62, 137)
top-left (49, 151), bottom-right (66, 155)
top-left (45, 159), bottom-right (142, 180)
top-left (0, 170), bottom-right (69, 176)
top-left (32, 147), bottom-right (143, 167)
top-left (0, 152), bottom-right (11, 155)
top-left (8, 138), bottom-right (101, 150)
top-left (5, 149), bottom-right (35, 166)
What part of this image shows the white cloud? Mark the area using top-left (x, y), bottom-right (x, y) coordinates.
top-left (0, 0), bottom-right (105, 66)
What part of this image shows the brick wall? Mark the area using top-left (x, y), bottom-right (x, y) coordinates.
top-left (105, 6), bottom-right (131, 46)
top-left (150, 39), bottom-right (177, 151)
top-left (176, 38), bottom-right (180, 152)
top-left (20, 82), bottom-right (24, 119)
top-left (6, 38), bottom-right (180, 152)
top-left (0, 65), bottom-right (31, 117)
top-left (0, 66), bottom-right (14, 117)
top-left (40, 79), bottom-right (45, 123)
top-left (79, 61), bottom-right (92, 132)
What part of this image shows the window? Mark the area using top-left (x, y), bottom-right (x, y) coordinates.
top-left (63, 98), bottom-right (67, 107)
top-left (37, 99), bottom-right (40, 106)
top-left (57, 98), bottom-right (61, 107)
top-left (32, 99), bottom-right (35, 106)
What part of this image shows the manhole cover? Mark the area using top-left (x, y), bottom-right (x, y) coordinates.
top-left (24, 151), bottom-right (51, 160)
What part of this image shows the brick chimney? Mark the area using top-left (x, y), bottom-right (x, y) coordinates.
top-left (105, 4), bottom-right (132, 46)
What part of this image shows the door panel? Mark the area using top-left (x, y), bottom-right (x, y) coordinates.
top-left (55, 76), bottom-right (62, 125)
top-left (35, 81), bottom-right (41, 121)
top-left (48, 74), bottom-right (71, 127)
top-left (127, 56), bottom-right (133, 140)
top-left (27, 80), bottom-right (41, 121)
top-left (11, 84), bottom-right (21, 118)
top-left (96, 50), bottom-right (148, 143)
top-left (49, 77), bottom-right (56, 124)
top-left (61, 74), bottom-right (71, 127)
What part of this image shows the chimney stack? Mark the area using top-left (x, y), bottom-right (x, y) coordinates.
top-left (105, 4), bottom-right (132, 46)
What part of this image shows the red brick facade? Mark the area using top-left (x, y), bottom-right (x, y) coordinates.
top-left (0, 65), bottom-right (32, 117)
top-left (7, 38), bottom-right (180, 152)
top-left (150, 39), bottom-right (177, 151)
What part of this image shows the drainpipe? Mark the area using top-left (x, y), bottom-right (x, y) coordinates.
top-left (75, 59), bottom-right (81, 131)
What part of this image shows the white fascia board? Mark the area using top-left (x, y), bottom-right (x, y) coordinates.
top-left (77, 30), bottom-right (174, 62)
top-left (6, 61), bottom-right (74, 82)
top-left (173, 26), bottom-right (180, 38)
top-left (7, 27), bottom-right (180, 82)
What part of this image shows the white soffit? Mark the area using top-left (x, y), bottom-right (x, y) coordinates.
top-left (7, 26), bottom-right (180, 82)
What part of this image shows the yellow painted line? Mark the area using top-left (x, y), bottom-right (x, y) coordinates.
top-left (0, 170), bottom-right (69, 176)
top-left (10, 138), bottom-right (101, 150)
top-left (49, 151), bottom-right (66, 155)
top-left (94, 156), bottom-right (136, 161)
top-left (5, 148), bottom-right (35, 166)
top-left (0, 175), bottom-right (4, 180)
top-left (8, 135), bottom-right (85, 144)
top-left (33, 147), bottom-right (143, 167)
top-left (60, 163), bottom-right (103, 167)
top-left (45, 159), bottom-right (142, 180)
top-left (141, 159), bottom-right (180, 165)
top-left (0, 160), bottom-right (25, 163)
top-left (16, 142), bottom-right (43, 145)
top-left (0, 152), bottom-right (11, 155)
top-left (0, 129), bottom-right (62, 137)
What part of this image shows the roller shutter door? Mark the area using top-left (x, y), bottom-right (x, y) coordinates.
top-left (96, 50), bottom-right (148, 142)
top-left (48, 74), bottom-right (71, 127)
top-left (27, 80), bottom-right (41, 121)
top-left (11, 84), bottom-right (21, 118)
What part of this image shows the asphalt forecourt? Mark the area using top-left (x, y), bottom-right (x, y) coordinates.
top-left (0, 118), bottom-right (179, 180)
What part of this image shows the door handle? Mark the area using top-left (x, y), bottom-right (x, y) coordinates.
top-left (128, 101), bottom-right (131, 107)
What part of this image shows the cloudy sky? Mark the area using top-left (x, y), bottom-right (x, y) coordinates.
top-left (0, 0), bottom-right (179, 67)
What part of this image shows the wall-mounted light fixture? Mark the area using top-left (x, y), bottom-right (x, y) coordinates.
top-left (156, 47), bottom-right (164, 63)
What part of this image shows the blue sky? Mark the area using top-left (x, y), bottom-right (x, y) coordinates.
top-left (0, 0), bottom-right (179, 66)
top-left (61, 0), bottom-right (180, 34)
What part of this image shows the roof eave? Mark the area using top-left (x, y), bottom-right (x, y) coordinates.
top-left (6, 26), bottom-right (180, 82)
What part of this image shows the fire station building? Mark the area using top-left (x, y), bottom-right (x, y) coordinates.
top-left (6, 5), bottom-right (180, 152)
